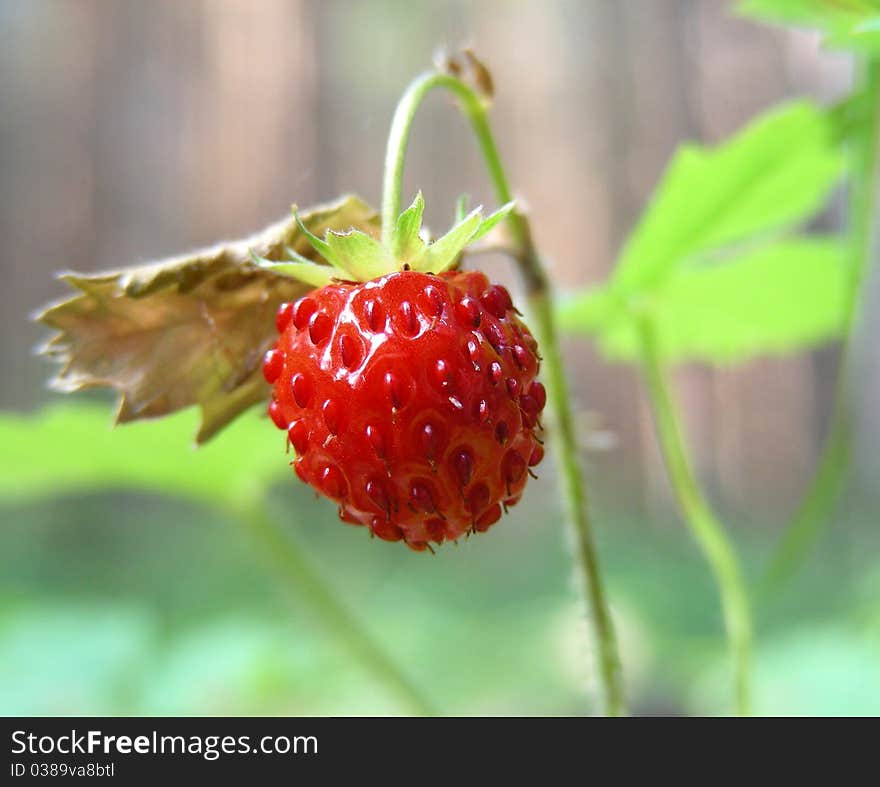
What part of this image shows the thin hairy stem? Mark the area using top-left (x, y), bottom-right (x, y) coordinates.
top-left (639, 321), bottom-right (753, 716)
top-left (381, 69), bottom-right (625, 715)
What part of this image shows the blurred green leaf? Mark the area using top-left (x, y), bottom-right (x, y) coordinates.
top-left (0, 603), bottom-right (401, 715)
top-left (0, 603), bottom-right (156, 715)
top-left (693, 624), bottom-right (880, 715)
top-left (0, 404), bottom-right (286, 508)
top-left (739, 0), bottom-right (880, 53)
top-left (615, 101), bottom-right (843, 291)
top-left (560, 101), bottom-right (848, 365)
top-left (562, 240), bottom-right (850, 362)
top-left (141, 618), bottom-right (347, 715)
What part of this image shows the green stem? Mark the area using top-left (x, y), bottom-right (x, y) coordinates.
top-left (235, 498), bottom-right (434, 715)
top-left (381, 69), bottom-right (625, 715)
top-left (763, 56), bottom-right (880, 593)
top-left (380, 72), bottom-right (543, 290)
top-left (638, 321), bottom-right (753, 716)
top-left (760, 389), bottom-right (851, 595)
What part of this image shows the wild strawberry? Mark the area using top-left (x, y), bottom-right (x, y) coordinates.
top-left (253, 192), bottom-right (545, 550)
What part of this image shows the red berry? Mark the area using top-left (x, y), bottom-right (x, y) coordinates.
top-left (481, 285), bottom-right (513, 319)
top-left (266, 270), bottom-right (544, 551)
top-left (288, 420), bottom-right (309, 454)
top-left (275, 302), bottom-right (294, 334)
top-left (262, 349), bottom-right (283, 384)
top-left (528, 444), bottom-right (545, 467)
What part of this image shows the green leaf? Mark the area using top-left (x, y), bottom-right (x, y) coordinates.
top-left (556, 287), bottom-right (624, 335)
top-left (411, 207), bottom-right (483, 273)
top-left (561, 239), bottom-right (850, 363)
top-left (560, 102), bottom-right (848, 366)
top-left (0, 405), bottom-right (286, 509)
top-left (325, 229), bottom-right (395, 280)
top-left (614, 101), bottom-right (844, 292)
top-left (739, 0), bottom-right (880, 53)
top-left (391, 191), bottom-right (426, 262)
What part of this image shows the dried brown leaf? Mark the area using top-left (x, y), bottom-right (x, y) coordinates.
top-left (38, 194), bottom-right (379, 443)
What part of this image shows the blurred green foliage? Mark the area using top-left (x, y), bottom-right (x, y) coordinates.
top-left (560, 239), bottom-right (848, 363)
top-left (740, 0), bottom-right (880, 53)
top-left (1, 405), bottom-right (879, 715)
top-left (0, 405), bottom-right (284, 508)
top-left (558, 101), bottom-right (849, 363)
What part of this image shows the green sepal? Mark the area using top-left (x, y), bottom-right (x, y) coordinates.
top-left (410, 201), bottom-right (516, 273)
top-left (454, 193), bottom-right (471, 224)
top-left (325, 229), bottom-right (396, 280)
top-left (249, 250), bottom-right (335, 288)
top-left (391, 191), bottom-right (427, 261)
top-left (271, 196), bottom-right (518, 282)
top-left (292, 207), bottom-right (335, 261)
top-left (292, 206), bottom-right (395, 281)
top-left (471, 201), bottom-right (515, 243)
top-left (411, 207), bottom-right (483, 273)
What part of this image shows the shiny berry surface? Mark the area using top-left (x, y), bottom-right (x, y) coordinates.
top-left (264, 270), bottom-right (545, 551)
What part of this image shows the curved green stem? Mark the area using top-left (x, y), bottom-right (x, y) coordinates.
top-left (638, 321), bottom-right (752, 716)
top-left (760, 384), bottom-right (852, 595)
top-left (381, 73), bottom-right (542, 290)
top-left (381, 69), bottom-right (625, 715)
top-left (763, 56), bottom-right (880, 593)
top-left (234, 498), bottom-right (434, 715)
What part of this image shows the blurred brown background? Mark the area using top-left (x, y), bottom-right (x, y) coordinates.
top-left (1, 0), bottom-right (875, 526)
